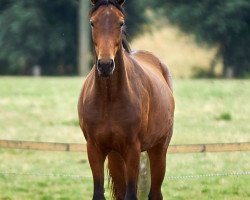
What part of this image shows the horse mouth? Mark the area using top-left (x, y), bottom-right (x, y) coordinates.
top-left (99, 71), bottom-right (113, 77)
top-left (97, 65), bottom-right (115, 77)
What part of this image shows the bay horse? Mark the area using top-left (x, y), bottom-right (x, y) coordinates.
top-left (78, 0), bottom-right (175, 199)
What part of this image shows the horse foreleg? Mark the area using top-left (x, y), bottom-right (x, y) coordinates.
top-left (87, 142), bottom-right (106, 200)
top-left (124, 143), bottom-right (141, 200)
top-left (147, 142), bottom-right (168, 200)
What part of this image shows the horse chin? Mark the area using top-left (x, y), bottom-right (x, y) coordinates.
top-left (97, 67), bottom-right (115, 78)
top-left (98, 70), bottom-right (114, 78)
top-left (100, 73), bottom-right (112, 78)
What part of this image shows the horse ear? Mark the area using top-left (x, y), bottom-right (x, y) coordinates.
top-left (91, 0), bottom-right (98, 5)
top-left (117, 0), bottom-right (125, 5)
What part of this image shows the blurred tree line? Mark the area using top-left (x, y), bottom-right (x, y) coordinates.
top-left (153, 0), bottom-right (250, 77)
top-left (0, 0), bottom-right (78, 75)
top-left (0, 0), bottom-right (249, 77)
top-left (0, 0), bottom-right (146, 75)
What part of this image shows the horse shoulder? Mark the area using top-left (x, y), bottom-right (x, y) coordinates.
top-left (78, 69), bottom-right (96, 134)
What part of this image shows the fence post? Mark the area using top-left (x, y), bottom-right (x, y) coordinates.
top-left (138, 152), bottom-right (151, 200)
top-left (78, 0), bottom-right (91, 76)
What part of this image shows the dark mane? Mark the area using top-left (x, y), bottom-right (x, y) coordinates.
top-left (90, 0), bottom-right (131, 53)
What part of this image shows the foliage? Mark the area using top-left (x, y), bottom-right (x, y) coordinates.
top-left (152, 0), bottom-right (250, 77)
top-left (0, 0), bottom-right (148, 75)
top-left (0, 0), bottom-right (78, 75)
top-left (123, 0), bottom-right (148, 39)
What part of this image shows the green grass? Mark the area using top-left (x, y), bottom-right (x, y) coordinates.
top-left (0, 77), bottom-right (249, 200)
top-left (0, 77), bottom-right (83, 143)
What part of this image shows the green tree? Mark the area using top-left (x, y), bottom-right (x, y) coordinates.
top-left (124, 0), bottom-right (148, 39)
top-left (153, 0), bottom-right (250, 77)
top-left (0, 0), bottom-right (147, 75)
top-left (0, 0), bottom-right (78, 75)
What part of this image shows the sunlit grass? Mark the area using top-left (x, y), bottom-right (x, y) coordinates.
top-left (0, 77), bottom-right (84, 143)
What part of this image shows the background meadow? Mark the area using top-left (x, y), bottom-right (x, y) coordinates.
top-left (0, 77), bottom-right (249, 200)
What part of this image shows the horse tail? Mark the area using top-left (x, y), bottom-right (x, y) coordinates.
top-left (107, 151), bottom-right (126, 200)
top-left (160, 61), bottom-right (173, 92)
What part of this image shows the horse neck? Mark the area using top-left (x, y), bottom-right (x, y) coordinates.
top-left (94, 47), bottom-right (129, 101)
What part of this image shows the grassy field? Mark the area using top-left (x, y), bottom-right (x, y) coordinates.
top-left (0, 77), bottom-right (249, 200)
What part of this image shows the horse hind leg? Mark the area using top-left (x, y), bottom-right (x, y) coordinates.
top-left (107, 152), bottom-right (126, 200)
top-left (147, 142), bottom-right (168, 200)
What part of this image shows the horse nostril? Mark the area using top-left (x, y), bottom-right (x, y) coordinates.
top-left (106, 59), bottom-right (114, 68)
top-left (110, 59), bottom-right (114, 67)
top-left (97, 59), bottom-right (114, 68)
top-left (97, 59), bottom-right (101, 69)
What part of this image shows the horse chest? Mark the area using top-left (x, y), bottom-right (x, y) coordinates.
top-left (82, 98), bottom-right (142, 145)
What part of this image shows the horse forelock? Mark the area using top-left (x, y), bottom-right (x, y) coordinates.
top-left (90, 0), bottom-right (125, 16)
top-left (90, 0), bottom-right (131, 53)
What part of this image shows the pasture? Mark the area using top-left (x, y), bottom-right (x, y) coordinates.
top-left (0, 77), bottom-right (249, 200)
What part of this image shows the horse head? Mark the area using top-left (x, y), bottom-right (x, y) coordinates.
top-left (90, 0), bottom-right (126, 77)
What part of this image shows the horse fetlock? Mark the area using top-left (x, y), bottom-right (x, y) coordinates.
top-left (125, 193), bottom-right (138, 200)
top-left (148, 192), bottom-right (163, 200)
top-left (92, 194), bottom-right (106, 200)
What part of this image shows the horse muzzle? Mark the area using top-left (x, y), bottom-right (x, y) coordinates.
top-left (97, 59), bottom-right (115, 77)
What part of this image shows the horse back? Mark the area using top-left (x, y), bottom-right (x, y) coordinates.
top-left (130, 50), bottom-right (173, 92)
